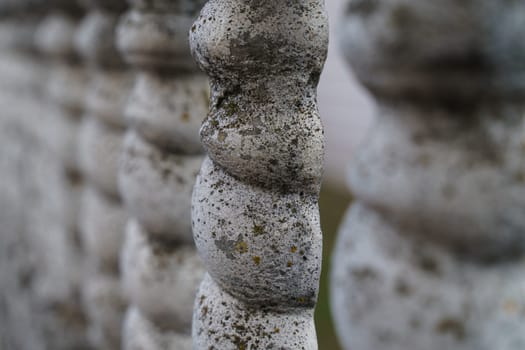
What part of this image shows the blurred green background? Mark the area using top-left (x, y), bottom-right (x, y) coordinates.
top-left (314, 183), bottom-right (352, 350)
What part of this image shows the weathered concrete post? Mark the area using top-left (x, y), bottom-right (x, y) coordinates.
top-left (75, 1), bottom-right (130, 348)
top-left (190, 1), bottom-right (328, 348)
top-left (331, 1), bottom-right (525, 349)
top-left (117, 0), bottom-right (208, 348)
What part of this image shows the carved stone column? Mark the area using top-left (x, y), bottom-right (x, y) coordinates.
top-left (189, 1), bottom-right (328, 349)
top-left (331, 1), bottom-right (525, 349)
top-left (117, 0), bottom-right (208, 348)
top-left (75, 1), bottom-right (130, 348)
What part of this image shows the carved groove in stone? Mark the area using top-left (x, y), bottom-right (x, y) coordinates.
top-left (117, 0), bottom-right (208, 348)
top-left (190, 1), bottom-right (328, 348)
top-left (331, 1), bottom-right (525, 349)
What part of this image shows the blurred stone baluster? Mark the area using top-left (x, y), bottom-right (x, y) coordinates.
top-left (0, 3), bottom-right (51, 349)
top-left (74, 1), bottom-right (131, 348)
top-left (331, 1), bottom-right (525, 349)
top-left (35, 3), bottom-right (95, 348)
top-left (0, 1), bottom-right (91, 348)
top-left (189, 1), bottom-right (328, 349)
top-left (32, 2), bottom-right (93, 349)
top-left (116, 0), bottom-right (208, 348)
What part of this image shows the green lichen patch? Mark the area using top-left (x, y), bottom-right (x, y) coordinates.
top-left (252, 224), bottom-right (265, 236)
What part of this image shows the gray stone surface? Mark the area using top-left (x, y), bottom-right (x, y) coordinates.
top-left (332, 1), bottom-right (525, 349)
top-left (190, 0), bottom-right (328, 348)
top-left (117, 0), bottom-right (208, 348)
top-left (0, 9), bottom-right (90, 348)
top-left (75, 1), bottom-right (130, 348)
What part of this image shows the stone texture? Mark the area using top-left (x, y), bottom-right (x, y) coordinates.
top-left (331, 1), bottom-right (525, 349)
top-left (189, 0), bottom-right (328, 348)
top-left (117, 0), bottom-right (208, 348)
top-left (75, 1), bottom-right (131, 348)
top-left (35, 7), bottom-right (92, 349)
top-left (0, 3), bottom-right (90, 347)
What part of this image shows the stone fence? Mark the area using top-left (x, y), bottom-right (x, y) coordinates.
top-left (0, 1), bottom-right (524, 349)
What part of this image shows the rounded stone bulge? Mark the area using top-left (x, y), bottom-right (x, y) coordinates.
top-left (119, 131), bottom-right (203, 243)
top-left (75, 10), bottom-right (123, 68)
top-left (117, 10), bottom-right (198, 70)
top-left (189, 0), bottom-right (328, 79)
top-left (331, 204), bottom-right (525, 350)
top-left (193, 274), bottom-right (318, 350)
top-left (123, 307), bottom-right (193, 350)
top-left (125, 73), bottom-right (207, 154)
top-left (347, 107), bottom-right (525, 259)
top-left (192, 157), bottom-right (322, 308)
top-left (121, 221), bottom-right (205, 331)
top-left (340, 0), bottom-right (525, 97)
top-left (201, 96), bottom-right (324, 193)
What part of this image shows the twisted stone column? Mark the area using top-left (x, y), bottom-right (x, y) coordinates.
top-left (74, 1), bottom-right (131, 349)
top-left (331, 1), bottom-right (525, 349)
top-left (117, 0), bottom-right (208, 348)
top-left (190, 1), bottom-right (328, 348)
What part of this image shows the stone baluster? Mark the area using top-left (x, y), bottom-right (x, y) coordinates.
top-left (189, 1), bottom-right (328, 348)
top-left (0, 1), bottom-right (91, 348)
top-left (0, 4), bottom-right (52, 349)
top-left (116, 0), bottom-right (208, 348)
top-left (31, 3), bottom-right (96, 349)
top-left (331, 1), bottom-right (525, 349)
top-left (74, 1), bottom-right (131, 348)
top-left (35, 5), bottom-right (95, 348)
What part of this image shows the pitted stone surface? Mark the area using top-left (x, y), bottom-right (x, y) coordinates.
top-left (194, 274), bottom-right (318, 350)
top-left (347, 103), bottom-right (525, 259)
top-left (117, 0), bottom-right (209, 347)
top-left (190, 0), bottom-right (328, 348)
top-left (120, 132), bottom-right (203, 241)
top-left (340, 0), bottom-right (525, 100)
top-left (331, 1), bottom-right (525, 349)
top-left (123, 308), bottom-right (193, 350)
top-left (117, 9), bottom-right (203, 69)
top-left (121, 221), bottom-right (205, 331)
top-left (193, 157), bottom-right (322, 307)
top-left (333, 204), bottom-right (525, 350)
top-left (125, 73), bottom-right (208, 153)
